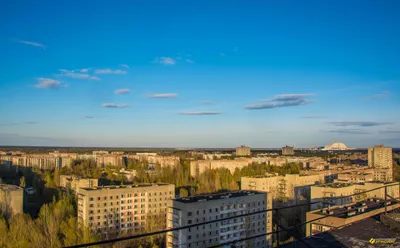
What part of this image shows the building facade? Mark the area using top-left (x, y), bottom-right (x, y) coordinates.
top-left (167, 191), bottom-right (272, 248)
top-left (236, 146), bottom-right (251, 156)
top-left (0, 184), bottom-right (23, 216)
top-left (60, 175), bottom-right (99, 194)
top-left (368, 145), bottom-right (393, 181)
top-left (282, 146), bottom-right (295, 156)
top-left (78, 184), bottom-right (175, 234)
top-left (190, 158), bottom-right (252, 177)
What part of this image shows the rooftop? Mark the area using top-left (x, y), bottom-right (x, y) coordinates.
top-left (81, 183), bottom-right (172, 191)
top-left (281, 215), bottom-right (400, 248)
top-left (313, 183), bottom-right (354, 188)
top-left (313, 198), bottom-right (398, 219)
top-left (174, 191), bottom-right (265, 203)
top-left (0, 184), bottom-right (23, 191)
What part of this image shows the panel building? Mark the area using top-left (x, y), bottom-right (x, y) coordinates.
top-left (368, 145), bottom-right (393, 181)
top-left (0, 184), bottom-right (23, 216)
top-left (78, 183), bottom-right (175, 234)
top-left (60, 175), bottom-right (99, 194)
top-left (282, 146), bottom-right (295, 156)
top-left (236, 146), bottom-right (251, 156)
top-left (167, 191), bottom-right (272, 248)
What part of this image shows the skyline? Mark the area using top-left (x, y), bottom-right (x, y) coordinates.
top-left (1, 1), bottom-right (400, 148)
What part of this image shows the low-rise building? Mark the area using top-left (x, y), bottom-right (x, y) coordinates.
top-left (0, 184), bottom-right (23, 216)
top-left (167, 191), bottom-right (272, 248)
top-left (306, 198), bottom-right (400, 236)
top-left (190, 158), bottom-right (252, 177)
top-left (282, 146), bottom-right (295, 155)
top-left (78, 183), bottom-right (175, 234)
top-left (60, 175), bottom-right (99, 194)
top-left (236, 146), bottom-right (251, 156)
top-left (310, 182), bottom-right (400, 210)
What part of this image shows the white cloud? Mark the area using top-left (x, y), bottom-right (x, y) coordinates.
top-left (95, 69), bottom-right (128, 74)
top-left (58, 69), bottom-right (99, 80)
top-left (147, 93), bottom-right (178, 98)
top-left (34, 78), bottom-right (64, 89)
top-left (101, 103), bottom-right (131, 108)
top-left (15, 39), bottom-right (45, 48)
top-left (115, 88), bottom-right (131, 95)
top-left (120, 64), bottom-right (130, 69)
top-left (154, 57), bottom-right (176, 65)
top-left (186, 58), bottom-right (195, 63)
top-left (181, 111), bottom-right (221, 115)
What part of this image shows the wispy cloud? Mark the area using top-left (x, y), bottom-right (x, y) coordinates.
top-left (327, 129), bottom-right (371, 134)
top-left (84, 116), bottom-right (94, 119)
top-left (58, 69), bottom-right (99, 80)
top-left (15, 39), bottom-right (45, 48)
top-left (101, 103), bottom-right (130, 108)
top-left (245, 94), bottom-right (315, 110)
top-left (94, 69), bottom-right (127, 74)
top-left (181, 111), bottom-right (221, 115)
top-left (0, 121), bottom-right (38, 126)
top-left (201, 101), bottom-right (215, 105)
top-left (147, 93), bottom-right (178, 98)
top-left (120, 64), bottom-right (130, 69)
top-left (185, 58), bottom-right (195, 63)
top-left (219, 52), bottom-right (226, 57)
top-left (328, 121), bottom-right (393, 127)
top-left (115, 88), bottom-right (131, 95)
top-left (379, 130), bottom-right (400, 134)
top-left (365, 91), bottom-right (390, 100)
top-left (154, 57), bottom-right (176, 65)
top-left (35, 78), bottom-right (65, 89)
top-left (302, 116), bottom-right (324, 119)
top-left (233, 46), bottom-right (239, 52)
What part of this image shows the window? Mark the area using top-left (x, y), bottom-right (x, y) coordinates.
top-left (89, 197), bottom-right (94, 201)
top-left (188, 212), bottom-right (192, 216)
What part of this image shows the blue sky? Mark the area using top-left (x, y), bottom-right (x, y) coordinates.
top-left (1, 0), bottom-right (399, 148)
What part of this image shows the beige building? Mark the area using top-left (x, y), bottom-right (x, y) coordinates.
top-left (167, 191), bottom-right (272, 248)
top-left (127, 154), bottom-right (180, 168)
top-left (241, 174), bottom-right (322, 200)
top-left (0, 184), bottom-right (23, 216)
top-left (236, 146), bottom-right (251, 156)
top-left (60, 175), bottom-right (99, 194)
top-left (310, 182), bottom-right (400, 210)
top-left (190, 158), bottom-right (252, 177)
top-left (306, 198), bottom-right (400, 236)
top-left (282, 146), bottom-right (295, 155)
top-left (368, 145), bottom-right (393, 181)
top-left (335, 171), bottom-right (374, 183)
top-left (93, 150), bottom-right (110, 156)
top-left (202, 153), bottom-right (232, 160)
top-left (96, 155), bottom-right (126, 168)
top-left (78, 183), bottom-right (175, 234)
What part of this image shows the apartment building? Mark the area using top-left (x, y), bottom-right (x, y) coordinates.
top-left (96, 155), bottom-right (126, 168)
top-left (0, 184), bottom-right (23, 216)
top-left (202, 153), bottom-right (232, 160)
top-left (336, 171), bottom-right (374, 183)
top-left (310, 182), bottom-right (400, 210)
top-left (167, 191), bottom-right (272, 248)
top-left (236, 146), bottom-right (251, 156)
top-left (368, 145), bottom-right (393, 181)
top-left (93, 150), bottom-right (110, 156)
top-left (241, 174), bottom-right (322, 201)
top-left (0, 152), bottom-right (77, 169)
top-left (306, 198), bottom-right (400, 236)
top-left (190, 158), bottom-right (252, 177)
top-left (127, 154), bottom-right (180, 168)
top-left (60, 175), bottom-right (99, 194)
top-left (78, 183), bottom-right (175, 234)
top-left (282, 146), bottom-right (295, 156)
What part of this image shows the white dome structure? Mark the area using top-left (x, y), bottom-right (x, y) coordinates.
top-left (323, 142), bottom-right (349, 151)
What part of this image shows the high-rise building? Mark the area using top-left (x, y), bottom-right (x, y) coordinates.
top-left (236, 146), bottom-right (251, 156)
top-left (282, 146), bottom-right (295, 155)
top-left (166, 191), bottom-right (272, 248)
top-left (0, 184), bottom-right (23, 217)
top-left (77, 183), bottom-right (175, 234)
top-left (368, 145), bottom-right (393, 181)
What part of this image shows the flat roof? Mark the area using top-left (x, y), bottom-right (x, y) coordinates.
top-left (0, 184), bottom-right (22, 191)
top-left (313, 183), bottom-right (354, 188)
top-left (174, 190), bottom-right (265, 203)
top-left (281, 215), bottom-right (400, 248)
top-left (314, 198), bottom-right (397, 219)
top-left (81, 183), bottom-right (172, 191)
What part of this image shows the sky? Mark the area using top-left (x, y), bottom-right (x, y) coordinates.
top-left (0, 0), bottom-right (399, 148)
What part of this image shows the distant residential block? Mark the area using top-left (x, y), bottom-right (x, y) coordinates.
top-left (236, 145), bottom-right (251, 156)
top-left (190, 158), bottom-right (252, 177)
top-left (60, 175), bottom-right (98, 194)
top-left (368, 145), bottom-right (393, 181)
top-left (282, 146), bottom-right (295, 155)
